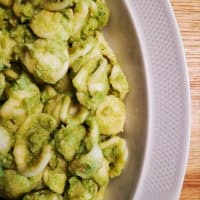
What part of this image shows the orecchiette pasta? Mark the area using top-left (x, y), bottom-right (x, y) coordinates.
top-left (69, 118), bottom-right (104, 179)
top-left (0, 170), bottom-right (42, 199)
top-left (66, 177), bottom-right (98, 200)
top-left (30, 10), bottom-right (71, 40)
top-left (0, 74), bottom-right (43, 126)
top-left (96, 95), bottom-right (126, 135)
top-left (13, 114), bottom-right (57, 177)
top-left (24, 39), bottom-right (69, 84)
top-left (55, 124), bottom-right (86, 161)
top-left (0, 31), bottom-right (16, 68)
top-left (0, 0), bottom-right (129, 199)
top-left (100, 137), bottom-right (128, 178)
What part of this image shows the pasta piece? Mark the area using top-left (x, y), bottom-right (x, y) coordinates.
top-left (24, 39), bottom-right (69, 84)
top-left (96, 31), bottom-right (117, 64)
top-left (43, 169), bottom-right (67, 194)
top-left (30, 10), bottom-right (71, 40)
top-left (55, 125), bottom-right (86, 161)
top-left (110, 65), bottom-right (129, 99)
top-left (72, 59), bottom-right (99, 92)
top-left (44, 94), bottom-right (89, 125)
top-left (76, 91), bottom-right (105, 111)
top-left (69, 37), bottom-right (100, 73)
top-left (100, 137), bottom-right (128, 178)
top-left (66, 177), bottom-right (98, 200)
top-left (93, 159), bottom-right (109, 187)
top-left (69, 118), bottom-right (104, 179)
top-left (60, 95), bottom-right (89, 125)
top-left (88, 58), bottom-right (110, 97)
top-left (13, 114), bottom-right (57, 177)
top-left (96, 95), bottom-right (126, 135)
top-left (43, 149), bottom-right (67, 194)
top-left (43, 94), bottom-right (64, 123)
top-left (0, 74), bottom-right (43, 126)
top-left (0, 170), bottom-right (42, 199)
top-left (12, 0), bottom-right (34, 22)
top-left (0, 31), bottom-right (16, 68)
top-left (84, 117), bottom-right (99, 148)
top-left (0, 126), bottom-right (12, 154)
top-left (71, 0), bottom-right (92, 37)
top-left (82, 0), bottom-right (109, 37)
top-left (69, 145), bottom-right (104, 179)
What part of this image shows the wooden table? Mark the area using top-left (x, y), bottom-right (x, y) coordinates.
top-left (171, 1), bottom-right (200, 199)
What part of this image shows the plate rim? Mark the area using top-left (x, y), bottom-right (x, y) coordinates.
top-left (124, 1), bottom-right (191, 199)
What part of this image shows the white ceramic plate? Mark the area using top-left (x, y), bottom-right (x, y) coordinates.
top-left (104, 1), bottom-right (191, 200)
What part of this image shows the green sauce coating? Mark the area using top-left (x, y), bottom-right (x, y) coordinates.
top-left (0, 1), bottom-right (129, 199)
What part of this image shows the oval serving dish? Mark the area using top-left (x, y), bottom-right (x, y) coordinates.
top-left (104, 1), bottom-right (191, 200)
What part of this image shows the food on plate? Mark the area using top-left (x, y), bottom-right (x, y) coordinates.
top-left (0, 0), bottom-right (129, 199)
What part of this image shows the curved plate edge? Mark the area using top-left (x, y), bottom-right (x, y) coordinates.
top-left (124, 0), bottom-right (191, 200)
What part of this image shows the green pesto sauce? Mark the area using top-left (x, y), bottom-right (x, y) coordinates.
top-left (0, 1), bottom-right (129, 200)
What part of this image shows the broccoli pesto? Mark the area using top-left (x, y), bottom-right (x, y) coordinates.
top-left (0, 0), bottom-right (129, 200)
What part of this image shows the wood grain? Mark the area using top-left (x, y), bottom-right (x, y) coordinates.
top-left (171, 0), bottom-right (200, 199)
